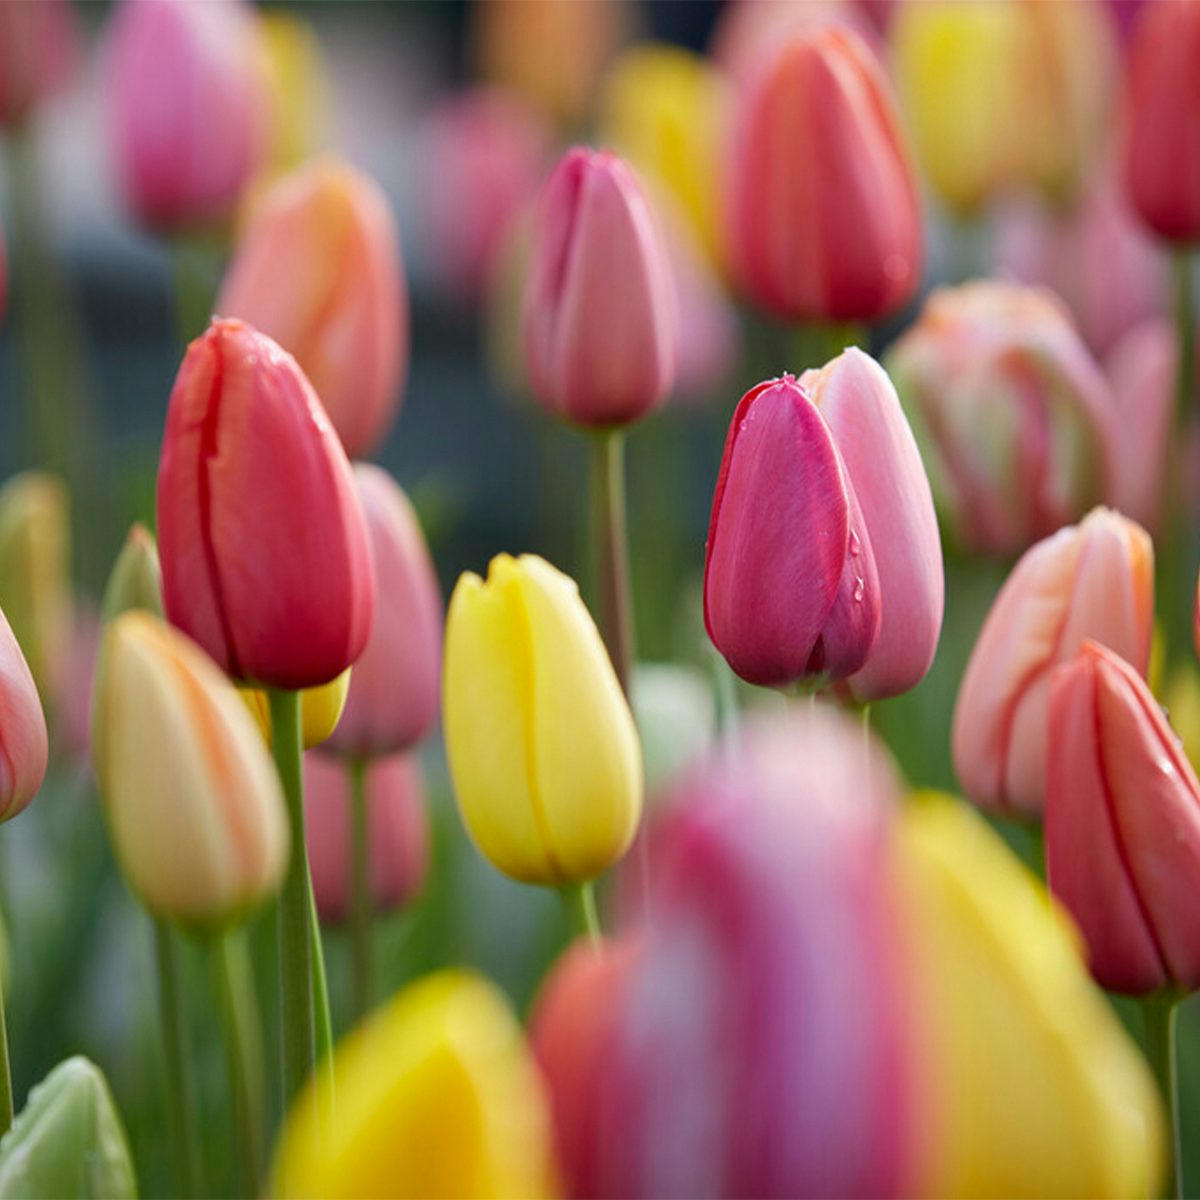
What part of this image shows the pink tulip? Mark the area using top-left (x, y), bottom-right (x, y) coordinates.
top-left (105, 0), bottom-right (266, 230)
top-left (726, 26), bottom-right (922, 323)
top-left (323, 465), bottom-right (442, 759)
top-left (799, 349), bottom-right (943, 700)
top-left (887, 281), bottom-right (1118, 555)
top-left (157, 318), bottom-right (374, 689)
top-left (420, 87), bottom-right (551, 305)
top-left (50, 600), bottom-right (101, 765)
top-left (522, 147), bottom-right (677, 427)
top-left (1047, 641), bottom-right (1200, 993)
top-left (217, 157), bottom-right (408, 459)
top-left (531, 707), bottom-right (916, 1198)
top-left (953, 507), bottom-right (1153, 818)
top-left (0, 604), bottom-right (48, 821)
top-left (0, 0), bottom-right (81, 128)
top-left (304, 751), bottom-right (429, 924)
top-left (1122, 0), bottom-right (1200, 241)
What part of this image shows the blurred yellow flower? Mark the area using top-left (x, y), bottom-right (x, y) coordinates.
top-left (1163, 664), bottom-right (1200, 773)
top-left (255, 11), bottom-right (330, 183)
top-left (240, 669), bottom-right (351, 752)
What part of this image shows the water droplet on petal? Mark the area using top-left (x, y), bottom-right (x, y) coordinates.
top-left (849, 530), bottom-right (861, 558)
top-left (853, 577), bottom-right (865, 602)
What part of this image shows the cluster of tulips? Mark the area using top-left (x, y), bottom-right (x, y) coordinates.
top-left (0, 0), bottom-right (1199, 1197)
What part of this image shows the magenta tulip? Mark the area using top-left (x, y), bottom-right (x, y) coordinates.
top-left (1047, 640), bottom-right (1200, 993)
top-left (522, 147), bottom-right (677, 426)
top-left (156, 318), bottom-right (374, 689)
top-left (0, 604), bottom-right (48, 820)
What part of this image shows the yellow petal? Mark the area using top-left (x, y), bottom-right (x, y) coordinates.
top-left (239, 669), bottom-right (350, 751)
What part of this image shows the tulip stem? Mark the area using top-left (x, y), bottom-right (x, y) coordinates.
top-left (212, 930), bottom-right (265, 1198)
top-left (349, 757), bottom-right (374, 1022)
top-left (1174, 251), bottom-right (1195, 434)
top-left (152, 919), bottom-right (201, 1198)
top-left (561, 882), bottom-right (602, 946)
top-left (1142, 991), bottom-right (1182, 1199)
top-left (0, 933), bottom-right (12, 1137)
top-left (590, 429), bottom-right (634, 696)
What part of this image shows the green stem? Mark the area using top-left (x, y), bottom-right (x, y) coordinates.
top-left (348, 758), bottom-right (373, 1022)
top-left (152, 919), bottom-right (201, 1198)
top-left (171, 236), bottom-right (217, 353)
top-left (0, 931), bottom-right (13, 1137)
top-left (307, 879), bottom-right (333, 1072)
top-left (589, 429), bottom-right (635, 696)
top-left (1174, 251), bottom-right (1196, 435)
top-left (1143, 991), bottom-right (1181, 1200)
top-left (212, 931), bottom-right (265, 1198)
top-left (560, 882), bottom-right (602, 947)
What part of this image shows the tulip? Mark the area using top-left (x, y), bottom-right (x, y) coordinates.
top-left (952, 507), bottom-right (1153, 816)
top-left (522, 147), bottom-right (677, 427)
top-left (156, 318), bottom-right (374, 690)
top-left (323, 466), bottom-right (442, 759)
top-left (703, 374), bottom-right (883, 689)
top-left (270, 969), bottom-right (557, 1199)
top-left (0, 605), bottom-right (48, 823)
top-left (217, 158), bottom-right (408, 458)
top-left (50, 601), bottom-right (100, 765)
top-left (0, 471), bottom-right (70, 700)
top-left (0, 0), bottom-right (81, 128)
top-left (240, 671), bottom-right (350, 752)
top-left (531, 707), bottom-right (916, 1198)
top-left (443, 553), bottom-right (641, 886)
top-left (92, 612), bottom-right (289, 929)
top-left (887, 281), bottom-right (1118, 555)
top-left (727, 26), bottom-right (922, 323)
top-left (254, 12), bottom-right (330, 184)
top-left (1046, 641), bottom-right (1200, 993)
top-left (420, 88), bottom-right (551, 305)
top-left (101, 523), bottom-right (163, 623)
top-left (104, 0), bottom-right (267, 230)
top-left (304, 751), bottom-right (429, 924)
top-left (0, 1057), bottom-right (136, 1200)
top-left (1122, 0), bottom-right (1200, 241)
top-left (896, 794), bottom-right (1164, 1197)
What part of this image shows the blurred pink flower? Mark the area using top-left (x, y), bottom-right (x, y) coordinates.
top-left (0, 0), bottom-right (81, 128)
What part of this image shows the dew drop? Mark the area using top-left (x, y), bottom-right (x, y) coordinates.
top-left (848, 530), bottom-right (861, 558)
top-left (852, 577), bottom-right (865, 602)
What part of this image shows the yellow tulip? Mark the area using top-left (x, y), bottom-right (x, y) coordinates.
top-left (239, 669), bottom-right (351, 751)
top-left (895, 793), bottom-right (1163, 1198)
top-left (443, 554), bottom-right (642, 885)
top-left (255, 12), bottom-right (330, 182)
top-left (1163, 664), bottom-right (1200, 773)
top-left (598, 43), bottom-right (730, 267)
top-left (270, 969), bottom-right (558, 1199)
top-left (92, 612), bottom-right (289, 930)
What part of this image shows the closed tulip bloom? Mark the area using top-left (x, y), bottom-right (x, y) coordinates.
top-left (888, 281), bottom-right (1117, 555)
top-left (727, 26), bottom-right (921, 323)
top-left (104, 0), bottom-right (266, 230)
top-left (271, 970), bottom-right (557, 1199)
top-left (101, 524), bottom-right (163, 623)
top-left (217, 158), bottom-right (408, 458)
top-left (443, 553), bottom-right (642, 886)
top-left (92, 613), bottom-right (289, 929)
top-left (953, 507), bottom-right (1153, 816)
top-left (1122, 0), bottom-right (1200, 241)
top-left (896, 795), bottom-right (1164, 1197)
top-left (1047, 642), bottom-right (1200, 994)
top-left (304, 751), bottom-right (429, 924)
top-left (522, 147), bottom-right (677, 427)
top-left (240, 671), bottom-right (350, 752)
top-left (0, 606), bottom-right (48, 823)
top-left (0, 0), bottom-right (81, 128)
top-left (704, 374), bottom-right (883, 689)
top-left (157, 318), bottom-right (374, 690)
top-left (324, 466), bottom-right (442, 759)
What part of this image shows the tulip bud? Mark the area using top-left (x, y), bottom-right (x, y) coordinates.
top-left (443, 553), bottom-right (642, 885)
top-left (156, 318), bottom-right (374, 690)
top-left (522, 147), bottom-right (677, 427)
top-left (104, 0), bottom-right (267, 230)
top-left (888, 281), bottom-right (1117, 555)
top-left (101, 524), bottom-right (163, 623)
top-left (0, 0), bottom-right (81, 128)
top-left (0, 471), bottom-right (70, 700)
top-left (323, 466), bottom-right (442, 759)
top-left (704, 374), bottom-right (883, 689)
top-left (0, 605), bottom-right (48, 823)
top-left (254, 12), bottom-right (330, 184)
top-left (1046, 641), bottom-right (1200, 994)
top-left (92, 612), bottom-right (289, 929)
top-left (217, 158), bottom-right (409, 458)
top-left (304, 751), bottom-right (429, 924)
top-left (727, 26), bottom-right (922, 322)
top-left (953, 507), bottom-right (1153, 816)
top-left (270, 970), bottom-right (557, 1198)
top-left (240, 671), bottom-right (350, 752)
top-left (0, 1057), bottom-right (136, 1200)
top-left (896, 794), bottom-right (1164, 1197)
top-left (1122, 0), bottom-right (1200, 241)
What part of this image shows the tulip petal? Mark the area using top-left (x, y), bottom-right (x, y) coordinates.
top-left (0, 607), bottom-right (48, 822)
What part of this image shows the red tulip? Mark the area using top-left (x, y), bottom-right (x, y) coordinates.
top-left (1047, 641), bottom-right (1200, 993)
top-left (0, 0), bottom-right (81, 128)
top-left (522, 147), bottom-right (677, 427)
top-left (0, 604), bottom-right (48, 820)
top-left (156, 318), bottom-right (374, 689)
top-left (726, 26), bottom-right (922, 323)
